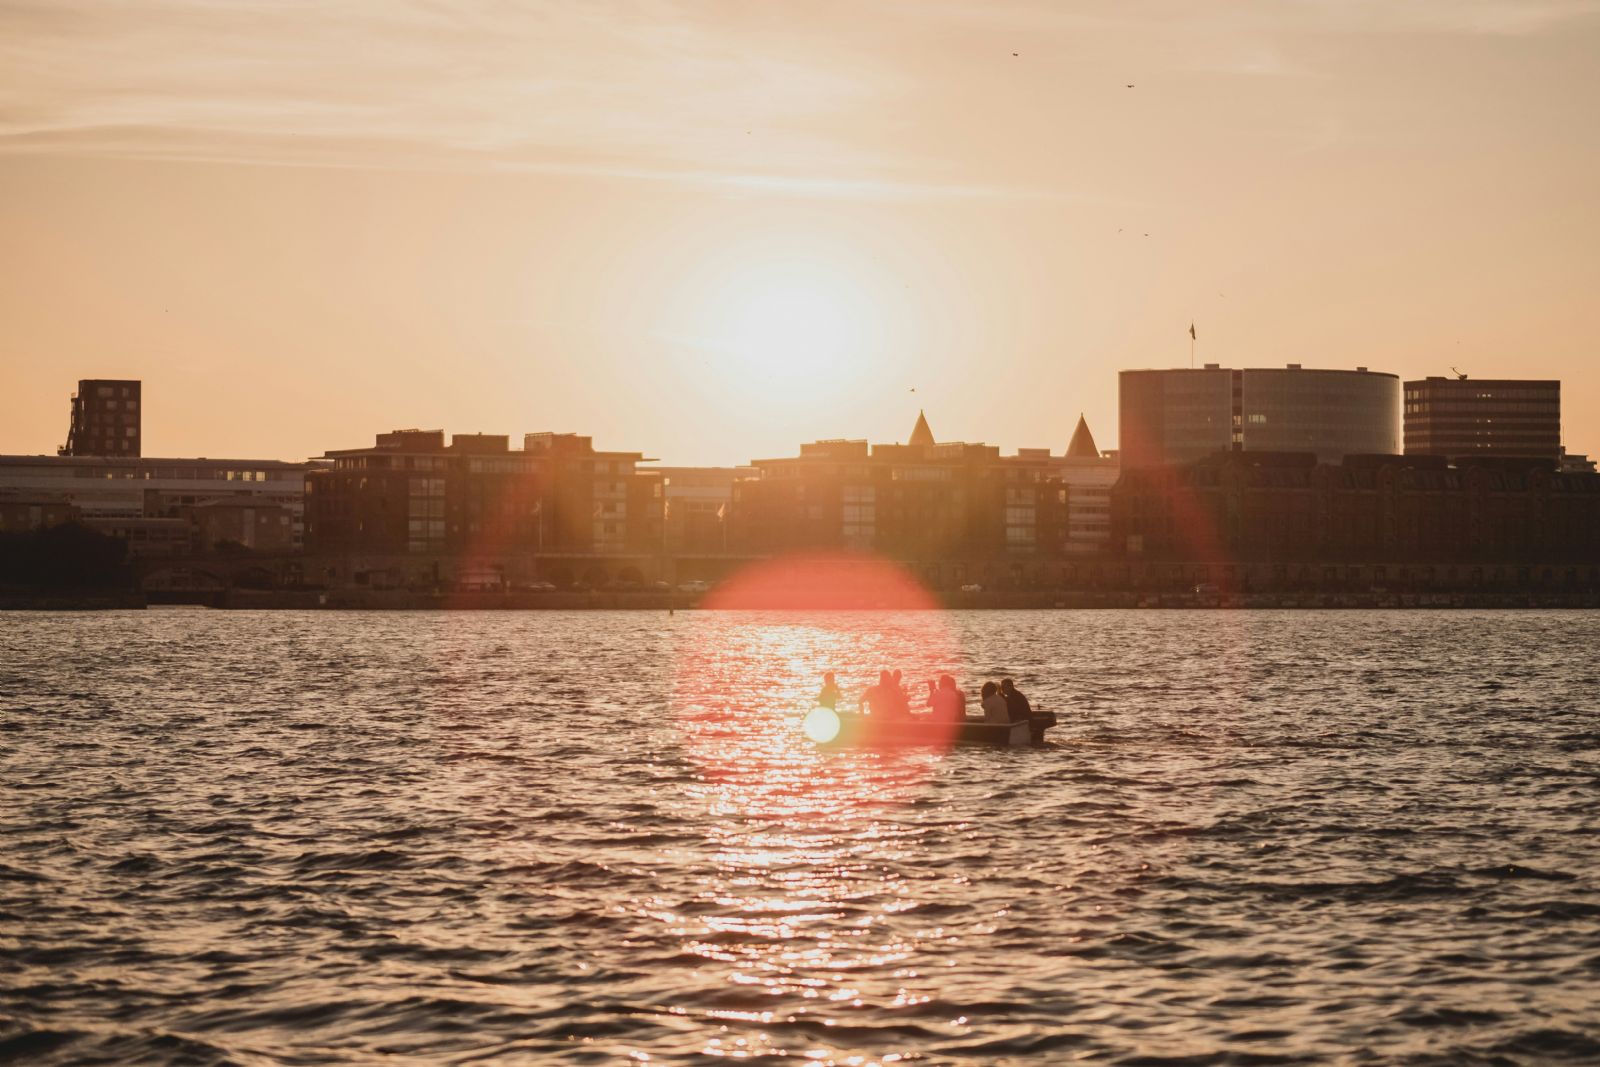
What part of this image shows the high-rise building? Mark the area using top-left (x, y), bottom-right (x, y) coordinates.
top-left (1119, 365), bottom-right (1400, 468)
top-left (61, 379), bottom-right (141, 457)
top-left (1403, 377), bottom-right (1561, 462)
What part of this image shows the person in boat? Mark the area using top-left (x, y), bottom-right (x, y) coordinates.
top-left (979, 681), bottom-right (1010, 724)
top-left (817, 672), bottom-right (841, 711)
top-left (860, 670), bottom-right (889, 716)
top-left (884, 671), bottom-right (911, 718)
top-left (863, 670), bottom-right (911, 719)
top-left (999, 678), bottom-right (1032, 724)
top-left (925, 674), bottom-right (967, 721)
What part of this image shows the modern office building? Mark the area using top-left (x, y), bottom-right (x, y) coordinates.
top-left (1120, 365), bottom-right (1400, 468)
top-left (1403, 377), bottom-right (1561, 462)
top-left (60, 379), bottom-right (142, 457)
top-left (0, 453), bottom-right (313, 554)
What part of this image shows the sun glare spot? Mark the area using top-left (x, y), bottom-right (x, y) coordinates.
top-left (802, 706), bottom-right (841, 744)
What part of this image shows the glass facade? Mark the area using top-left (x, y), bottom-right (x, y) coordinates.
top-left (1240, 369), bottom-right (1399, 460)
top-left (1120, 367), bottom-right (1399, 466)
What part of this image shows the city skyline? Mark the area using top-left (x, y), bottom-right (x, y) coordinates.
top-left (3, 1), bottom-right (1599, 466)
top-left (3, 360), bottom-right (1591, 469)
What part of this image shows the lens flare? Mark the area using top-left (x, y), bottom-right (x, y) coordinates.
top-left (671, 552), bottom-right (964, 806)
top-left (801, 706), bottom-right (841, 744)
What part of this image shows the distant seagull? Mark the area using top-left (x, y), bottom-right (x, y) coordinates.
top-left (1144, 233), bottom-right (1150, 237)
top-left (1117, 228), bottom-right (1123, 232)
top-left (1126, 84), bottom-right (1135, 88)
top-left (1012, 52), bottom-right (1019, 57)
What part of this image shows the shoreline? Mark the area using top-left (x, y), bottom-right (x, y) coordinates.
top-left (4, 589), bottom-right (1599, 611)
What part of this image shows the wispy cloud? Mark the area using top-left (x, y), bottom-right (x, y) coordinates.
top-left (4, 0), bottom-right (1595, 196)
top-left (0, 0), bottom-right (975, 195)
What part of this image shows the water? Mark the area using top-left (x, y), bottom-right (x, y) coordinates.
top-left (2, 609), bottom-right (1598, 1065)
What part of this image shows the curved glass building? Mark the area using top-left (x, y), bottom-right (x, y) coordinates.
top-left (1120, 365), bottom-right (1400, 468)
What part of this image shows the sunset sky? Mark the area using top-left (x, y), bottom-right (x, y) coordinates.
top-left (2, 0), bottom-right (1597, 466)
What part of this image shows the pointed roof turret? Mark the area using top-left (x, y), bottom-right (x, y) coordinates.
top-left (908, 409), bottom-right (935, 448)
top-left (1065, 414), bottom-right (1100, 459)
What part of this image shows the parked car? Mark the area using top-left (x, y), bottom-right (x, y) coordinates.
top-left (959, 583), bottom-right (984, 593)
top-left (677, 580), bottom-right (712, 594)
top-left (513, 580), bottom-right (557, 592)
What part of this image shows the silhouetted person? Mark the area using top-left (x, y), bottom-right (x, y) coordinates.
top-left (926, 675), bottom-right (967, 721)
top-left (861, 670), bottom-right (891, 716)
top-left (884, 671), bottom-right (911, 719)
top-left (1000, 678), bottom-right (1031, 724)
top-left (817, 672), bottom-right (841, 711)
top-left (980, 681), bottom-right (1009, 724)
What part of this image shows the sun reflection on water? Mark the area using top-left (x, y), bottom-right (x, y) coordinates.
top-left (661, 558), bottom-right (968, 1062)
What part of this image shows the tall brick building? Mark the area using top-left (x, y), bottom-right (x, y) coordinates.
top-left (60, 379), bottom-right (141, 457)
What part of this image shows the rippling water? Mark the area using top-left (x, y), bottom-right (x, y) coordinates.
top-left (2, 608), bottom-right (1599, 1065)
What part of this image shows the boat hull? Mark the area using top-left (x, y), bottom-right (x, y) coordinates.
top-left (821, 711), bottom-right (1052, 748)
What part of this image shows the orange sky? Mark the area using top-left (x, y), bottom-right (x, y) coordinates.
top-left (2, 1), bottom-right (1597, 465)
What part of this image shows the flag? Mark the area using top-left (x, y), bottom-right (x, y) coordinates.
top-left (1189, 322), bottom-right (1196, 340)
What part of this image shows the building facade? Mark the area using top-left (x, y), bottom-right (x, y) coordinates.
top-left (1403, 377), bottom-right (1561, 462)
top-left (1120, 365), bottom-right (1400, 468)
top-left (0, 454), bottom-right (312, 555)
top-left (303, 429), bottom-right (660, 588)
top-left (1046, 414), bottom-right (1119, 554)
top-left (1111, 451), bottom-right (1600, 575)
top-left (652, 466), bottom-right (756, 556)
top-left (728, 415), bottom-right (1086, 586)
top-left (61, 379), bottom-right (142, 457)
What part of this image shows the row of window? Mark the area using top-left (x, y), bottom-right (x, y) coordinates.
top-left (1405, 388), bottom-right (1557, 401)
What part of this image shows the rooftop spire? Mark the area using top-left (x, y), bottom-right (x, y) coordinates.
top-left (1065, 414), bottom-right (1099, 459)
top-left (909, 409), bottom-right (935, 448)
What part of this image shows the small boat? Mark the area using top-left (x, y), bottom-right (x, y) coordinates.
top-left (808, 708), bottom-right (1056, 748)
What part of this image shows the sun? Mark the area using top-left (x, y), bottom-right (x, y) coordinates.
top-left (672, 249), bottom-right (895, 403)
top-left (721, 279), bottom-right (858, 372)
top-left (705, 261), bottom-right (875, 385)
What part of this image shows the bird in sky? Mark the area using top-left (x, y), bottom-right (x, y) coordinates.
top-left (1126, 84), bottom-right (1135, 88)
